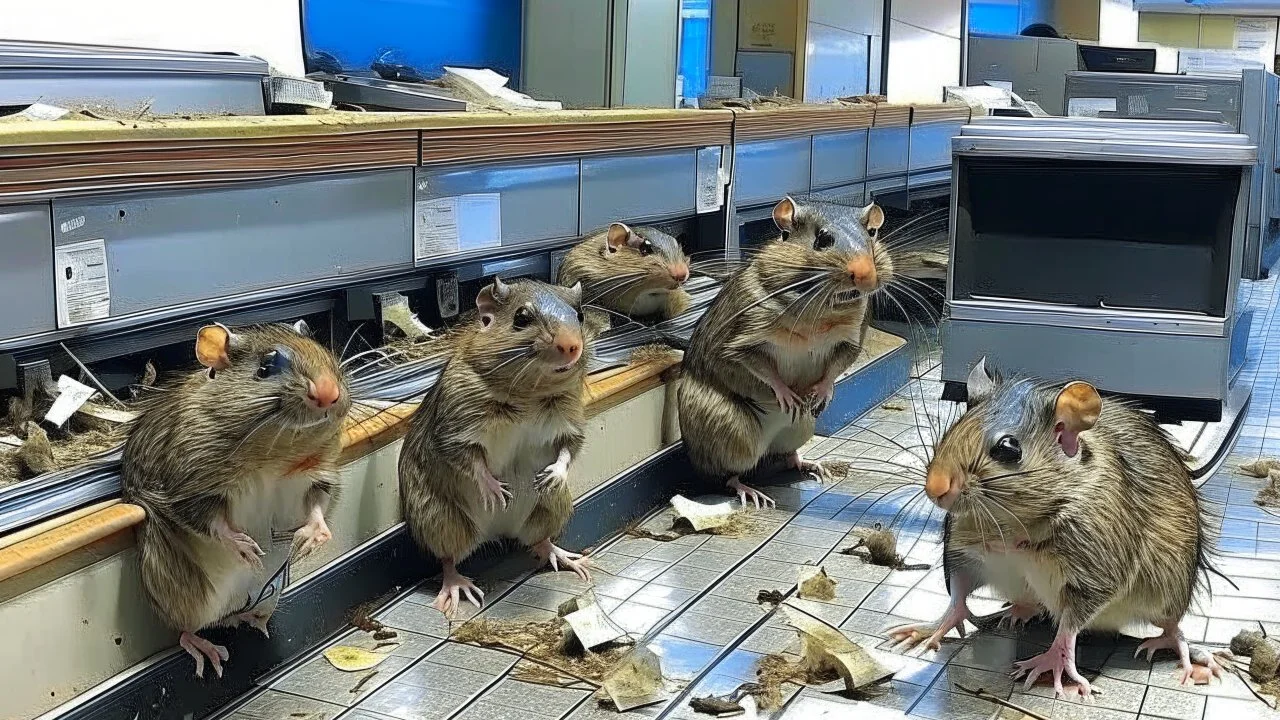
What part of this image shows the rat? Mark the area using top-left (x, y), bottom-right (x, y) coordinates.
top-left (887, 358), bottom-right (1222, 698)
top-left (557, 223), bottom-right (692, 327)
top-left (398, 277), bottom-right (593, 615)
top-left (122, 320), bottom-right (351, 678)
top-left (677, 196), bottom-right (891, 507)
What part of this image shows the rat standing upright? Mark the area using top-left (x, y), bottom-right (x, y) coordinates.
top-left (678, 196), bottom-right (892, 507)
top-left (123, 321), bottom-right (350, 678)
top-left (399, 278), bottom-right (592, 615)
top-left (888, 358), bottom-right (1221, 697)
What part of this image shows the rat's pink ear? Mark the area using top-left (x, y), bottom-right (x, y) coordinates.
top-left (605, 223), bottom-right (636, 253)
top-left (859, 203), bottom-right (885, 231)
top-left (772, 196), bottom-right (797, 232)
top-left (1054, 381), bottom-right (1101, 458)
top-left (195, 324), bottom-right (236, 370)
top-left (476, 276), bottom-right (512, 329)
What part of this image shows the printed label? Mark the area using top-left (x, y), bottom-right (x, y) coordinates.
top-left (414, 193), bottom-right (502, 263)
top-left (1066, 97), bottom-right (1117, 118)
top-left (45, 375), bottom-right (99, 428)
top-left (54, 239), bottom-right (111, 327)
top-left (59, 215), bottom-right (86, 234)
top-left (696, 146), bottom-right (726, 214)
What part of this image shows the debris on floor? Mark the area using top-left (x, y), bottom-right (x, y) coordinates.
top-left (796, 565), bottom-right (836, 601)
top-left (757, 589), bottom-right (786, 606)
top-left (1230, 628), bottom-right (1280, 691)
top-left (880, 401), bottom-right (907, 411)
top-left (953, 683), bottom-right (1050, 720)
top-left (323, 646), bottom-right (396, 672)
top-left (625, 495), bottom-right (764, 542)
top-left (689, 684), bottom-right (761, 718)
top-left (1255, 470), bottom-right (1280, 507)
top-left (838, 524), bottom-right (931, 571)
top-left (348, 670), bottom-right (380, 695)
top-left (754, 602), bottom-right (894, 708)
top-left (1240, 458), bottom-right (1280, 477)
top-left (454, 592), bottom-right (635, 688)
top-left (599, 645), bottom-right (670, 711)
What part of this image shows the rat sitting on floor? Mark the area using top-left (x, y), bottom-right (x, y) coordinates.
top-left (888, 358), bottom-right (1223, 698)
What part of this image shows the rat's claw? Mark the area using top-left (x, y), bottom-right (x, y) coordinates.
top-left (534, 539), bottom-right (593, 582)
top-left (180, 632), bottom-right (229, 680)
top-left (534, 462), bottom-right (569, 493)
top-left (435, 571), bottom-right (484, 617)
top-left (727, 477), bottom-right (774, 510)
top-left (226, 531), bottom-right (265, 570)
top-left (478, 475), bottom-right (512, 513)
top-left (290, 517), bottom-right (332, 560)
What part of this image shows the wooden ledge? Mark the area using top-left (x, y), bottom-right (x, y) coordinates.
top-left (731, 104), bottom-right (875, 143)
top-left (0, 354), bottom-right (681, 582)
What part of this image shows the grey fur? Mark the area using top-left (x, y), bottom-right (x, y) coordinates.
top-left (558, 224), bottom-right (692, 325)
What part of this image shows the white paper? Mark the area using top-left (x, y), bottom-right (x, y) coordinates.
top-left (17, 102), bottom-right (69, 121)
top-left (696, 146), bottom-right (725, 214)
top-left (414, 194), bottom-right (502, 263)
top-left (1235, 18), bottom-right (1276, 57)
top-left (0, 435), bottom-right (22, 448)
top-left (77, 402), bottom-right (138, 424)
top-left (984, 80), bottom-right (1013, 92)
top-left (54, 239), bottom-right (111, 326)
top-left (45, 375), bottom-right (99, 427)
top-left (1067, 97), bottom-right (1117, 118)
top-left (708, 75), bottom-right (742, 99)
top-left (1178, 48), bottom-right (1265, 75)
top-left (443, 66), bottom-right (563, 111)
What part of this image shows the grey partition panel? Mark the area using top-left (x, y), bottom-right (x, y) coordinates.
top-left (867, 127), bottom-right (909, 178)
top-left (416, 159), bottom-right (579, 249)
top-left (733, 137), bottom-right (811, 207)
top-left (52, 170), bottom-right (413, 322)
top-left (811, 130), bottom-right (869, 189)
top-left (813, 183), bottom-right (866, 206)
top-left (0, 204), bottom-right (56, 340)
top-left (942, 318), bottom-right (1229, 401)
top-left (580, 149), bottom-right (695, 229)
top-left (910, 122), bottom-right (963, 172)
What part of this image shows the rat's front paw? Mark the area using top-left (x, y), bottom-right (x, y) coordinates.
top-left (771, 383), bottom-right (803, 417)
top-left (290, 517), bottom-right (332, 560)
top-left (224, 531), bottom-right (266, 569)
top-left (808, 379), bottom-right (836, 415)
top-left (477, 474), bottom-right (513, 512)
top-left (534, 462), bottom-right (569, 493)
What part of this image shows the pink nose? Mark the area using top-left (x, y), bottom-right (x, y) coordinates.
top-left (308, 376), bottom-right (340, 409)
top-left (670, 264), bottom-right (690, 284)
top-left (925, 463), bottom-right (963, 510)
top-left (553, 331), bottom-right (582, 365)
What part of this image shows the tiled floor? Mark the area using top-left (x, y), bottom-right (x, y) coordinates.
top-left (214, 274), bottom-right (1280, 720)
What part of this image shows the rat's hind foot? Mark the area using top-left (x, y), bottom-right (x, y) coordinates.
top-left (180, 631), bottom-right (229, 679)
top-left (727, 476), bottom-right (775, 510)
top-left (1012, 631), bottom-right (1093, 701)
top-left (290, 514), bottom-right (332, 560)
top-left (789, 451), bottom-right (836, 483)
top-left (998, 601), bottom-right (1042, 631)
top-left (533, 539), bottom-right (592, 582)
top-left (1136, 622), bottom-right (1221, 685)
top-left (435, 562), bottom-right (484, 617)
top-left (886, 602), bottom-right (969, 654)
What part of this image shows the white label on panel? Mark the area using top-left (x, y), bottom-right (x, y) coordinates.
top-left (696, 146), bottom-right (725, 214)
top-left (1066, 97), bottom-right (1117, 118)
top-left (54, 238), bottom-right (111, 326)
top-left (415, 193), bottom-right (502, 263)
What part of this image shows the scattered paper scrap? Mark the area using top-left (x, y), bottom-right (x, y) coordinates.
top-left (840, 524), bottom-right (931, 571)
top-left (1240, 458), bottom-right (1280, 477)
top-left (562, 596), bottom-right (630, 650)
top-left (601, 646), bottom-right (669, 712)
top-left (324, 646), bottom-right (393, 672)
top-left (672, 494), bottom-right (738, 532)
top-left (783, 602), bottom-right (894, 693)
top-left (797, 566), bottom-right (836, 601)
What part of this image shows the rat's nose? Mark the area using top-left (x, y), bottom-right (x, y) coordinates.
top-left (848, 255), bottom-right (878, 292)
top-left (307, 376), bottom-right (341, 410)
top-left (670, 264), bottom-right (690, 284)
top-left (553, 331), bottom-right (582, 365)
top-left (925, 463), bottom-right (963, 510)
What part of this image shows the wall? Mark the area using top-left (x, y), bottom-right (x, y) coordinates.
top-left (803, 0), bottom-right (885, 101)
top-left (2, 0), bottom-right (305, 76)
top-left (886, 0), bottom-right (964, 103)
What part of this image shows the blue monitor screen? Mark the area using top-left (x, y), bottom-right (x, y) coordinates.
top-left (302, 0), bottom-right (523, 83)
top-left (968, 2), bottom-right (1020, 36)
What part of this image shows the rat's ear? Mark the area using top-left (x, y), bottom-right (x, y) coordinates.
top-left (772, 196), bottom-right (797, 232)
top-left (476, 276), bottom-right (512, 330)
top-left (859, 203), bottom-right (885, 232)
top-left (605, 223), bottom-right (636, 254)
top-left (566, 281), bottom-right (583, 308)
top-left (195, 323), bottom-right (237, 370)
top-left (292, 319), bottom-right (310, 336)
top-left (1054, 381), bottom-right (1101, 458)
top-left (965, 356), bottom-right (995, 404)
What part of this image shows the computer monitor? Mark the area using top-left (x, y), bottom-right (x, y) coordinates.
top-left (1079, 45), bottom-right (1157, 73)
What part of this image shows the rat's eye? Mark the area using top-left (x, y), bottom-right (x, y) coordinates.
top-left (255, 348), bottom-right (292, 380)
top-left (989, 435), bottom-right (1022, 463)
top-left (639, 240), bottom-right (654, 257)
top-left (513, 306), bottom-right (535, 330)
top-left (781, 230), bottom-right (791, 241)
top-left (576, 310), bottom-right (585, 324)
top-left (814, 229), bottom-right (835, 250)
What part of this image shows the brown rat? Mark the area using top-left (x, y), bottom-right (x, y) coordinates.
top-left (398, 277), bottom-right (592, 616)
top-left (888, 358), bottom-right (1221, 697)
top-left (122, 321), bottom-right (350, 678)
top-left (558, 223), bottom-right (692, 326)
top-left (677, 196), bottom-right (890, 507)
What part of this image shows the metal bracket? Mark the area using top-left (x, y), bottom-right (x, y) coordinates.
top-left (343, 287), bottom-right (377, 322)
